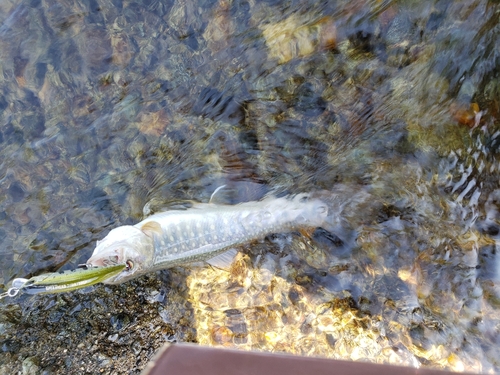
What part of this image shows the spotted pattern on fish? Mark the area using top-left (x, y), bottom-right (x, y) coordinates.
top-left (141, 194), bottom-right (327, 268)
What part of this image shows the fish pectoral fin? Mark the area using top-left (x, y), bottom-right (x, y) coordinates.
top-left (139, 221), bottom-right (163, 239)
top-left (206, 248), bottom-right (238, 271)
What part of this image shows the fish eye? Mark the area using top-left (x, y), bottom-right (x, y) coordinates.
top-left (126, 260), bottom-right (134, 271)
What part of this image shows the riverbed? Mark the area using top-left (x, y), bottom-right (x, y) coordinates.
top-left (0, 0), bottom-right (499, 373)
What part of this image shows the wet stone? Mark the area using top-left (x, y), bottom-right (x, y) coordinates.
top-left (0, 95), bottom-right (8, 114)
top-left (211, 325), bottom-right (233, 345)
top-left (97, 353), bottom-right (111, 367)
top-left (131, 341), bottom-right (142, 355)
top-left (1, 338), bottom-right (21, 353)
top-left (386, 14), bottom-right (414, 46)
top-left (110, 313), bottom-right (131, 331)
top-left (158, 308), bottom-right (172, 324)
top-left (21, 356), bottom-right (39, 375)
top-left (348, 27), bottom-right (376, 53)
top-left (108, 333), bottom-right (119, 342)
top-left (291, 83), bottom-right (327, 117)
top-left (68, 303), bottom-right (82, 316)
top-left (47, 310), bottom-right (64, 324)
top-left (145, 289), bottom-right (164, 304)
top-left (8, 182), bottom-right (26, 202)
top-left (21, 112), bottom-right (46, 138)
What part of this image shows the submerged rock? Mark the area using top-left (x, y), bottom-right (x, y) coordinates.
top-left (261, 14), bottom-right (337, 64)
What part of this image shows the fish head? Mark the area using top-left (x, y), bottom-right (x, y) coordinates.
top-left (86, 225), bottom-right (155, 284)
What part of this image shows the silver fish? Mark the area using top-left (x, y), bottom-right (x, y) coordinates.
top-left (86, 193), bottom-right (329, 284)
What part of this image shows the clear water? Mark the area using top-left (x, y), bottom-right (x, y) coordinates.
top-left (0, 0), bottom-right (499, 373)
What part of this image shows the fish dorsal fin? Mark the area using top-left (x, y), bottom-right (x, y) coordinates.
top-left (209, 185), bottom-right (227, 204)
top-left (206, 248), bottom-right (238, 271)
top-left (140, 221), bottom-right (163, 239)
top-left (143, 200), bottom-right (194, 217)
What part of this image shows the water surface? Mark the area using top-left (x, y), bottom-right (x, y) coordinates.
top-left (0, 0), bottom-right (499, 373)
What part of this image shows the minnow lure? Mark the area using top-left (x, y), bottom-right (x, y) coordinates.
top-left (0, 264), bottom-right (126, 299)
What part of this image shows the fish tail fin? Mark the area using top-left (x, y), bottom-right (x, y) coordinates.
top-left (318, 219), bottom-right (358, 251)
top-left (300, 190), bottom-right (358, 252)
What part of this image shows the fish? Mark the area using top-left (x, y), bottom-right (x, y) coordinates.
top-left (86, 193), bottom-right (330, 284)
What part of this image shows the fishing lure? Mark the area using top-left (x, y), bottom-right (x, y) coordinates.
top-left (0, 264), bottom-right (126, 300)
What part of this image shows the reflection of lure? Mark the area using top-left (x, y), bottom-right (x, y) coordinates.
top-left (0, 264), bottom-right (126, 299)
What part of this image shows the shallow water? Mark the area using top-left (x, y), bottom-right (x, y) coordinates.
top-left (0, 0), bottom-right (499, 373)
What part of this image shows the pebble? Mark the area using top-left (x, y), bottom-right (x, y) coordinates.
top-left (22, 357), bottom-right (39, 375)
top-left (108, 333), bottom-right (119, 342)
